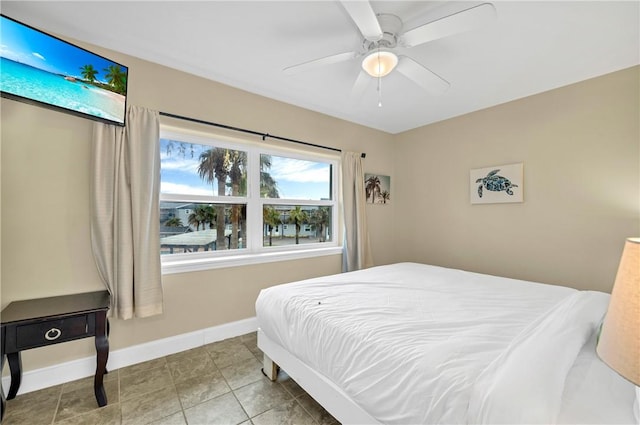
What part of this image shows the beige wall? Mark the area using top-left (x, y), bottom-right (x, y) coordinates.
top-left (393, 66), bottom-right (640, 292)
top-left (0, 43), bottom-right (395, 371)
top-left (1, 35), bottom-right (637, 375)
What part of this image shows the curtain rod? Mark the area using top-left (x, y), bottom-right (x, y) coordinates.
top-left (159, 111), bottom-right (366, 158)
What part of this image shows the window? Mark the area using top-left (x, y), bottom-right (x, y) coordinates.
top-left (159, 128), bottom-right (340, 272)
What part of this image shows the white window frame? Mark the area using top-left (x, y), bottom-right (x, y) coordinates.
top-left (159, 125), bottom-right (341, 274)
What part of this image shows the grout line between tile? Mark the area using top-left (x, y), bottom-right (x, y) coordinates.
top-left (8, 332), bottom-right (337, 425)
top-left (165, 351), bottom-right (189, 425)
top-left (50, 385), bottom-right (63, 425)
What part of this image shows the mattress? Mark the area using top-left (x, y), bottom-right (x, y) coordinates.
top-left (256, 262), bottom-right (637, 424)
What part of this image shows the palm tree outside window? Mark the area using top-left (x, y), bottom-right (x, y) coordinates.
top-left (159, 132), bottom-right (338, 260)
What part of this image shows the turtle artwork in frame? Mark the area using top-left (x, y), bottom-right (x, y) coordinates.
top-left (470, 163), bottom-right (523, 204)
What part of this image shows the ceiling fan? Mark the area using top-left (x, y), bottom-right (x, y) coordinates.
top-left (283, 1), bottom-right (496, 101)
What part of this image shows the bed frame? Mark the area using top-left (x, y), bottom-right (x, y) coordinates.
top-left (258, 328), bottom-right (380, 424)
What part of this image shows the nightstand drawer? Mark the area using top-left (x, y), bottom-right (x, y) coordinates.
top-left (15, 315), bottom-right (90, 350)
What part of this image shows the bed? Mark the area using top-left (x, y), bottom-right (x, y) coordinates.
top-left (255, 262), bottom-right (638, 424)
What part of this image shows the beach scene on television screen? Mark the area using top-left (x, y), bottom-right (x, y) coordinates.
top-left (0, 17), bottom-right (126, 124)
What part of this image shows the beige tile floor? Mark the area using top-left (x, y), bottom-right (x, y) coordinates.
top-left (2, 332), bottom-right (340, 425)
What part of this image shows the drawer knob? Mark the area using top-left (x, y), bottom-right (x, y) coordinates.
top-left (45, 328), bottom-right (62, 341)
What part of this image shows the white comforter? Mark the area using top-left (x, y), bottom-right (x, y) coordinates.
top-left (256, 262), bottom-right (637, 424)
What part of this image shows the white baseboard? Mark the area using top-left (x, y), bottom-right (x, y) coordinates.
top-left (2, 316), bottom-right (258, 396)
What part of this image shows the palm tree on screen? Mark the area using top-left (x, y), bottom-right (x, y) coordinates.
top-left (79, 64), bottom-right (98, 83)
top-left (104, 64), bottom-right (127, 94)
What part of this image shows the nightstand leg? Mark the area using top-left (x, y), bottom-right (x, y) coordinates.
top-left (1, 354), bottom-right (5, 421)
top-left (6, 352), bottom-right (21, 400)
top-left (94, 314), bottom-right (109, 407)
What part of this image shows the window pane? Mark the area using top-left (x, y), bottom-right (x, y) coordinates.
top-left (261, 154), bottom-right (332, 200)
top-left (161, 139), bottom-right (247, 197)
top-left (160, 201), bottom-right (246, 254)
top-left (263, 205), bottom-right (332, 247)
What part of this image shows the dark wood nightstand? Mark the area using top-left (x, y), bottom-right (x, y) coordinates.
top-left (0, 290), bottom-right (110, 421)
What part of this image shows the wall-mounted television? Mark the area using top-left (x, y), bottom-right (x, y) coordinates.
top-left (0, 14), bottom-right (128, 126)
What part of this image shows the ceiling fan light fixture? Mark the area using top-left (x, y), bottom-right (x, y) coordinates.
top-left (362, 50), bottom-right (398, 78)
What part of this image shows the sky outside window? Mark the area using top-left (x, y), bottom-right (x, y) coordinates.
top-left (160, 139), bottom-right (332, 200)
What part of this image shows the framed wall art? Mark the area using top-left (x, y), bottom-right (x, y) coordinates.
top-left (470, 163), bottom-right (523, 204)
top-left (364, 173), bottom-right (391, 204)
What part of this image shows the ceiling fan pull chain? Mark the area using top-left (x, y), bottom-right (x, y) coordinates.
top-left (377, 73), bottom-right (382, 107)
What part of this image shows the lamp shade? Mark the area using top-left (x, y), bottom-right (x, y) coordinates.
top-left (596, 237), bottom-right (640, 386)
top-left (362, 50), bottom-right (398, 78)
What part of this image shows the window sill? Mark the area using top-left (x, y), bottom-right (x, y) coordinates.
top-left (161, 246), bottom-right (343, 275)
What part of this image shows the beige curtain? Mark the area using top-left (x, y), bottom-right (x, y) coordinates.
top-left (341, 151), bottom-right (373, 272)
top-left (90, 105), bottom-right (163, 319)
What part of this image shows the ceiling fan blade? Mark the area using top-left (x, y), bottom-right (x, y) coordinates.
top-left (283, 51), bottom-right (358, 75)
top-left (396, 56), bottom-right (450, 95)
top-left (351, 70), bottom-right (371, 101)
top-left (401, 3), bottom-right (496, 47)
top-left (340, 1), bottom-right (383, 41)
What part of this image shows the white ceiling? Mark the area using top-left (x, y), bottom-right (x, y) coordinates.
top-left (2, 1), bottom-right (639, 134)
